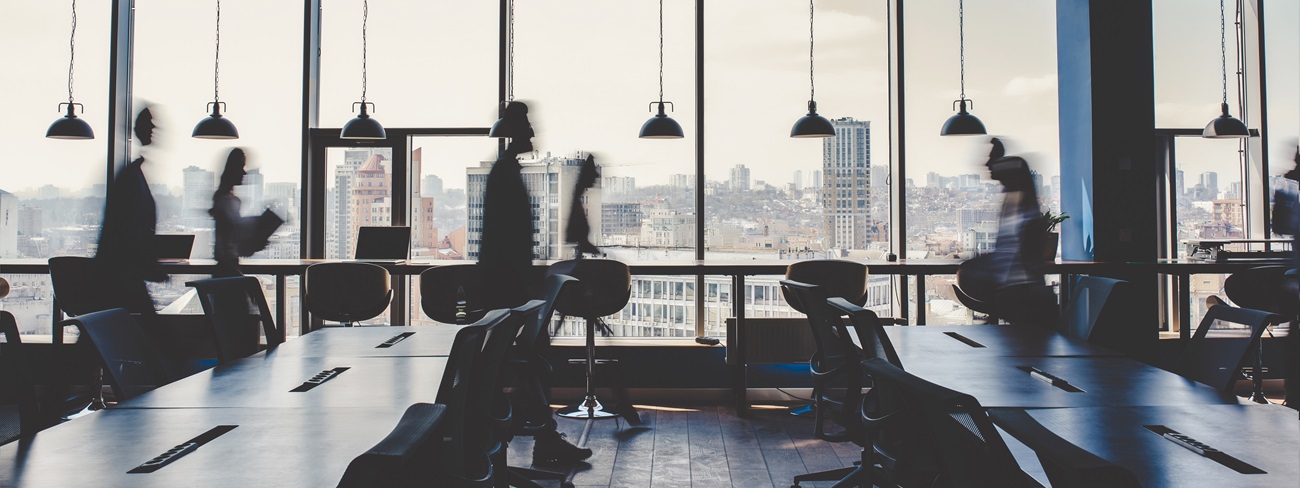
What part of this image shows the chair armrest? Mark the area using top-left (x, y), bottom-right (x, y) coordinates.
top-left (988, 409), bottom-right (1141, 488)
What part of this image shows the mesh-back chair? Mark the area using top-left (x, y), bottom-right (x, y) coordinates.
top-left (828, 297), bottom-right (903, 368)
top-left (419, 264), bottom-right (489, 324)
top-left (186, 276), bottom-right (285, 363)
top-left (1, 312), bottom-right (45, 445)
top-left (305, 262), bottom-right (393, 326)
top-left (861, 358), bottom-right (1036, 488)
top-left (1059, 275), bottom-right (1128, 345)
top-left (64, 308), bottom-right (172, 403)
top-left (1174, 303), bottom-right (1277, 395)
top-left (336, 403), bottom-right (447, 488)
top-left (48, 256), bottom-right (113, 317)
top-left (505, 275), bottom-right (577, 486)
top-left (484, 301), bottom-right (566, 488)
top-left (433, 310), bottom-right (508, 486)
top-left (781, 280), bottom-right (867, 487)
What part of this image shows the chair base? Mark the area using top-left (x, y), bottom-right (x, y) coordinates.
top-left (557, 395), bottom-right (620, 419)
top-left (792, 464), bottom-right (860, 487)
top-left (504, 465), bottom-right (568, 488)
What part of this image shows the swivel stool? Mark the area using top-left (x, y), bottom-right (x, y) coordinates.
top-left (548, 259), bottom-right (637, 422)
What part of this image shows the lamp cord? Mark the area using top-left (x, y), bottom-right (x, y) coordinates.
top-left (658, 0), bottom-right (664, 103)
top-left (809, 0), bottom-right (815, 101)
top-left (1233, 0), bottom-right (1245, 118)
top-left (213, 0), bottom-right (221, 105)
top-left (1219, 0), bottom-right (1227, 105)
top-left (507, 0), bottom-right (514, 101)
top-left (361, 0), bottom-right (368, 103)
top-left (958, 0), bottom-right (966, 99)
top-left (67, 0), bottom-right (76, 104)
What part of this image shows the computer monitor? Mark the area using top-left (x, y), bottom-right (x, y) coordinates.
top-left (154, 234), bottom-right (195, 262)
top-left (354, 226), bottom-right (411, 261)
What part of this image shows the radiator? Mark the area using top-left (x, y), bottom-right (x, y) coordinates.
top-left (725, 317), bottom-right (817, 364)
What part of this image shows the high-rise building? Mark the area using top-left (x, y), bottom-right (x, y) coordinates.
top-left (465, 152), bottom-right (602, 260)
top-left (669, 174), bottom-right (692, 189)
top-left (36, 184), bottom-right (60, 200)
top-left (0, 191), bottom-right (19, 258)
top-left (410, 148), bottom-right (438, 254)
top-left (602, 176), bottom-right (636, 196)
top-left (1199, 172), bottom-right (1219, 197)
top-left (234, 168), bottom-right (264, 217)
top-left (421, 174), bottom-right (443, 199)
top-left (792, 170), bottom-right (803, 190)
top-left (182, 166), bottom-right (215, 228)
top-left (729, 164), bottom-right (751, 191)
top-left (602, 202), bottom-right (643, 236)
top-left (821, 117), bottom-right (872, 250)
top-left (1175, 170), bottom-right (1185, 196)
top-left (349, 154), bottom-right (391, 258)
top-left (810, 170), bottom-right (822, 190)
top-left (330, 148), bottom-right (385, 258)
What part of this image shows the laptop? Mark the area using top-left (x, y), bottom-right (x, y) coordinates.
top-left (154, 234), bottom-right (196, 263)
top-left (354, 226), bottom-right (411, 263)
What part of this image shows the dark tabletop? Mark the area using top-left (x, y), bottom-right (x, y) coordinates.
top-left (119, 356), bottom-right (446, 408)
top-left (262, 325), bottom-right (465, 358)
top-left (5, 406), bottom-right (413, 487)
top-left (994, 405), bottom-right (1300, 488)
top-left (901, 356), bottom-right (1243, 408)
top-left (881, 325), bottom-right (1122, 358)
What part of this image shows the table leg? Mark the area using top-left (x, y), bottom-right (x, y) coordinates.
top-left (1177, 273), bottom-right (1191, 339)
top-left (732, 274), bottom-right (749, 417)
top-left (914, 273), bottom-right (927, 326)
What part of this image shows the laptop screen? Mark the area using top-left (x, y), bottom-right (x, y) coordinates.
top-left (154, 234), bottom-right (195, 260)
top-left (355, 226), bottom-right (411, 260)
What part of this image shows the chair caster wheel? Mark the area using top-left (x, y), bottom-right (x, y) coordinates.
top-left (562, 483), bottom-right (575, 488)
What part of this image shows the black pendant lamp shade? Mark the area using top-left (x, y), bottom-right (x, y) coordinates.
top-left (1202, 0), bottom-right (1249, 139)
top-left (193, 102), bottom-right (238, 139)
top-left (48, 0), bottom-right (92, 140)
top-left (47, 103), bottom-right (94, 139)
top-left (940, 99), bottom-right (986, 136)
top-left (791, 0), bottom-right (833, 139)
top-left (341, 0), bottom-right (385, 140)
top-left (342, 102), bottom-right (386, 140)
top-left (640, 102), bottom-right (684, 139)
top-left (791, 101), bottom-right (835, 138)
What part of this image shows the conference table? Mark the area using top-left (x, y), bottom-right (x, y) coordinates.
top-left (994, 405), bottom-right (1300, 488)
top-left (880, 324), bottom-right (1123, 358)
top-left (259, 325), bottom-right (464, 358)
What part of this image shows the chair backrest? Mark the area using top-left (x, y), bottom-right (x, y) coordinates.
top-left (48, 256), bottom-right (111, 317)
top-left (781, 259), bottom-right (869, 314)
top-left (516, 274), bottom-right (578, 357)
top-left (861, 358), bottom-right (1032, 488)
top-left (65, 308), bottom-right (171, 402)
top-left (0, 312), bottom-right (43, 444)
top-left (305, 262), bottom-right (393, 324)
top-left (1224, 265), bottom-right (1299, 320)
top-left (418, 264), bottom-right (488, 324)
top-left (336, 403), bottom-right (447, 488)
top-left (483, 301), bottom-right (546, 440)
top-left (954, 257), bottom-right (999, 316)
top-left (987, 409), bottom-right (1141, 488)
top-left (186, 276), bottom-right (285, 363)
top-left (433, 310), bottom-right (508, 484)
top-left (827, 297), bottom-right (902, 369)
top-left (1175, 303), bottom-right (1277, 393)
top-left (1059, 275), bottom-right (1128, 344)
top-left (780, 280), bottom-right (861, 370)
top-left (547, 259), bottom-right (630, 318)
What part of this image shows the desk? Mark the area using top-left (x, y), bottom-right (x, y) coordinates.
top-left (5, 406), bottom-right (411, 487)
top-left (120, 356), bottom-right (445, 409)
top-left (881, 325), bottom-right (1122, 358)
top-left (902, 356), bottom-right (1241, 407)
top-left (263, 325), bottom-right (464, 358)
top-left (994, 405), bottom-right (1300, 488)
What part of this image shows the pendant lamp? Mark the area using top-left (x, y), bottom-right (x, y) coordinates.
top-left (193, 0), bottom-right (238, 139)
top-left (791, 0), bottom-right (834, 138)
top-left (341, 0), bottom-right (385, 140)
top-left (1202, 0), bottom-right (1249, 138)
top-left (47, 0), bottom-right (94, 140)
top-left (640, 0), bottom-right (683, 139)
top-left (939, 0), bottom-right (986, 136)
top-left (489, 0), bottom-right (517, 138)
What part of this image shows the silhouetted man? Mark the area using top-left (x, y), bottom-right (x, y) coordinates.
top-left (92, 106), bottom-right (166, 316)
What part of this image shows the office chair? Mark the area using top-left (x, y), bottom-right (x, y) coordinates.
top-left (418, 264), bottom-right (488, 324)
top-left (548, 259), bottom-right (638, 422)
top-left (781, 280), bottom-right (867, 487)
top-left (337, 403), bottom-right (447, 488)
top-left (63, 308), bottom-right (173, 403)
top-left (1223, 265), bottom-right (1297, 403)
top-left (431, 310), bottom-right (509, 486)
top-left (827, 297), bottom-right (903, 368)
top-left (953, 258), bottom-right (999, 323)
top-left (1175, 303), bottom-right (1277, 396)
top-left (186, 276), bottom-right (285, 363)
top-left (1058, 275), bottom-right (1128, 346)
top-left (0, 311), bottom-right (48, 445)
top-left (305, 262), bottom-right (393, 326)
top-left (862, 358), bottom-right (1140, 488)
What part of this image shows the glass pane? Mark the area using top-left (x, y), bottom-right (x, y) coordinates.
top-left (325, 147), bottom-right (394, 259)
top-left (1175, 138), bottom-right (1245, 259)
top-left (1265, 1), bottom-right (1299, 240)
top-left (320, 0), bottom-right (497, 128)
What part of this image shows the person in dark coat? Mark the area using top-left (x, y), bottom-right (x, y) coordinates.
top-left (211, 148), bottom-right (247, 278)
top-left (564, 154), bottom-right (601, 257)
top-left (479, 101), bottom-right (536, 310)
top-left (92, 106), bottom-right (166, 316)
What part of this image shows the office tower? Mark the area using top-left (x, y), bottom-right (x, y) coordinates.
top-left (602, 202), bottom-right (643, 236)
top-left (182, 165), bottom-right (215, 228)
top-left (422, 174), bottom-right (443, 199)
top-left (729, 164), bottom-right (751, 191)
top-left (1051, 175), bottom-right (1062, 197)
top-left (234, 168), bottom-right (264, 217)
top-left (465, 152), bottom-right (602, 260)
top-left (602, 176), bottom-right (636, 196)
top-left (669, 174), bottom-right (692, 190)
top-left (0, 191), bottom-right (18, 258)
top-left (410, 148), bottom-right (437, 253)
top-left (1200, 172), bottom-right (1219, 197)
top-left (821, 118), bottom-right (872, 250)
top-left (810, 170), bottom-right (822, 190)
top-left (330, 148), bottom-right (384, 258)
top-left (793, 170), bottom-right (803, 190)
top-left (36, 184), bottom-right (60, 200)
top-left (349, 153), bottom-right (391, 258)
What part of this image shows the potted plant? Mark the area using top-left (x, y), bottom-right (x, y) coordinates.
top-left (1042, 211), bottom-right (1070, 261)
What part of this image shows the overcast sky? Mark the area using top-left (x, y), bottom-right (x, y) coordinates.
top-left (3, 0), bottom-right (1296, 195)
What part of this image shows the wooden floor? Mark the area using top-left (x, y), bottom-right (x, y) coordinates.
top-left (509, 404), bottom-right (857, 488)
